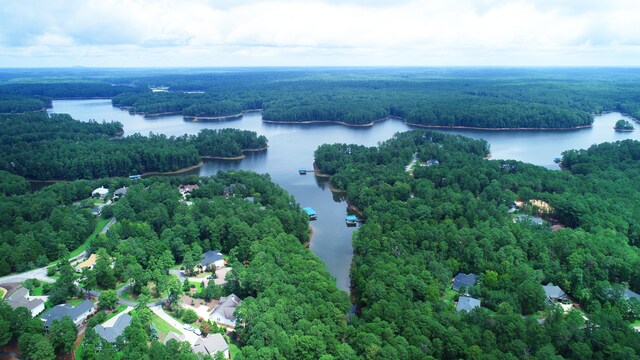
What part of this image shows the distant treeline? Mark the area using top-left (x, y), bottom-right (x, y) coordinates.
top-left (0, 94), bottom-right (51, 113)
top-left (101, 68), bottom-right (640, 128)
top-left (0, 81), bottom-right (144, 99)
top-left (0, 113), bottom-right (267, 180)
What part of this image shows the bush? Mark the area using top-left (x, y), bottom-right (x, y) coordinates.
top-left (24, 278), bottom-right (41, 290)
top-left (46, 267), bottom-right (56, 277)
top-left (182, 309), bottom-right (198, 324)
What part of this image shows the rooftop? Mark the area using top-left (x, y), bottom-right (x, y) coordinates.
top-left (200, 250), bottom-right (224, 267)
top-left (94, 313), bottom-right (132, 343)
top-left (452, 273), bottom-right (477, 291)
top-left (542, 283), bottom-right (569, 302)
top-left (5, 287), bottom-right (44, 312)
top-left (41, 300), bottom-right (94, 327)
top-left (457, 296), bottom-right (481, 312)
top-left (193, 333), bottom-right (229, 356)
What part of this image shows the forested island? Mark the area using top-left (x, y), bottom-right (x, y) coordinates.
top-left (315, 131), bottom-right (640, 358)
top-left (0, 112), bottom-right (267, 180)
top-left (614, 119), bottom-right (635, 131)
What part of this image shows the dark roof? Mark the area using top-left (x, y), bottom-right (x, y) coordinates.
top-left (94, 313), bottom-right (132, 343)
top-left (457, 296), bottom-right (481, 312)
top-left (542, 283), bottom-right (569, 301)
top-left (452, 273), bottom-right (477, 291)
top-left (5, 287), bottom-right (44, 311)
top-left (193, 333), bottom-right (229, 355)
top-left (624, 289), bottom-right (640, 301)
top-left (514, 215), bottom-right (544, 225)
top-left (200, 250), bottom-right (223, 267)
top-left (41, 300), bottom-right (94, 327)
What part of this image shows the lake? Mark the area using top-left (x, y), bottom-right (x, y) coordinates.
top-left (50, 100), bottom-right (640, 292)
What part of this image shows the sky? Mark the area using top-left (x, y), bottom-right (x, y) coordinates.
top-left (0, 0), bottom-right (639, 67)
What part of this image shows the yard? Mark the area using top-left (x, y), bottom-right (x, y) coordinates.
top-left (68, 217), bottom-right (112, 260)
top-left (151, 313), bottom-right (182, 341)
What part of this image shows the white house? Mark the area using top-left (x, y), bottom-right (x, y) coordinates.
top-left (5, 287), bottom-right (45, 317)
top-left (209, 294), bottom-right (241, 328)
top-left (192, 333), bottom-right (229, 358)
top-left (92, 186), bottom-right (109, 198)
top-left (41, 300), bottom-right (95, 330)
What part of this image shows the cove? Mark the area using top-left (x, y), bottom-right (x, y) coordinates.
top-left (49, 100), bottom-right (640, 292)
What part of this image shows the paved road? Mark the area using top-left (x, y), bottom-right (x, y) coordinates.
top-left (169, 269), bottom-right (187, 283)
top-left (0, 218), bottom-right (118, 286)
top-left (0, 266), bottom-right (55, 285)
top-left (150, 305), bottom-right (199, 345)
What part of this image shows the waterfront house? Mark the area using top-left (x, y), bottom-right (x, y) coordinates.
top-left (5, 287), bottom-right (45, 317)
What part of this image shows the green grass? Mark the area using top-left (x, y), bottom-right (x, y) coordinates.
top-left (631, 320), bottom-right (640, 327)
top-left (105, 305), bottom-right (128, 321)
top-left (189, 281), bottom-right (204, 293)
top-left (75, 344), bottom-right (84, 360)
top-left (443, 289), bottom-right (457, 302)
top-left (151, 313), bottom-right (182, 341)
top-left (0, 287), bottom-right (6, 300)
top-left (68, 298), bottom-right (86, 306)
top-left (68, 217), bottom-right (112, 259)
top-left (119, 286), bottom-right (167, 303)
top-left (30, 287), bottom-right (44, 296)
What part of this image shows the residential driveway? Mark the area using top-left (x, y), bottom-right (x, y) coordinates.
top-left (150, 305), bottom-right (199, 345)
top-left (214, 267), bottom-right (231, 286)
top-left (169, 269), bottom-right (187, 283)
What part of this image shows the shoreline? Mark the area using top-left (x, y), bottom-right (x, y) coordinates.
top-left (263, 115), bottom-right (595, 131)
top-left (141, 161), bottom-right (204, 176)
top-left (201, 145), bottom-right (269, 160)
top-left (312, 162), bottom-right (332, 178)
top-left (184, 113), bottom-right (243, 122)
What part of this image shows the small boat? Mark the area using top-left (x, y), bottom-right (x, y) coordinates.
top-left (303, 207), bottom-right (317, 220)
top-left (345, 215), bottom-right (358, 226)
top-left (298, 168), bottom-right (307, 175)
top-left (553, 157), bottom-right (562, 164)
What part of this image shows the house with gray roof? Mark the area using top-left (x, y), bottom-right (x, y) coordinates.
top-left (192, 333), bottom-right (229, 358)
top-left (196, 250), bottom-right (225, 272)
top-left (542, 283), bottom-right (569, 303)
top-left (4, 287), bottom-right (45, 317)
top-left (163, 331), bottom-right (184, 345)
top-left (94, 313), bottom-right (132, 343)
top-left (452, 273), bottom-right (477, 291)
top-left (113, 187), bottom-right (128, 199)
top-left (41, 300), bottom-right (95, 330)
top-left (210, 294), bottom-right (241, 327)
top-left (457, 296), bottom-right (481, 312)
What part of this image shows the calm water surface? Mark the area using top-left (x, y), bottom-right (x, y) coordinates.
top-left (50, 100), bottom-right (640, 291)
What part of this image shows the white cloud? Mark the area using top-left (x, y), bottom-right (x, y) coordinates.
top-left (0, 0), bottom-right (639, 66)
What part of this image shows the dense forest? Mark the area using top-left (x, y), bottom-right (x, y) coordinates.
top-left (0, 94), bottom-right (51, 113)
top-left (97, 68), bottom-right (640, 129)
top-left (3, 68), bottom-right (640, 129)
top-left (315, 131), bottom-right (640, 359)
top-left (0, 112), bottom-right (267, 180)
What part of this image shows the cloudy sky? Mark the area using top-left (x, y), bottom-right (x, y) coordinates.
top-left (0, 0), bottom-right (639, 67)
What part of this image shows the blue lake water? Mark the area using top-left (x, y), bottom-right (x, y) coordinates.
top-left (50, 100), bottom-right (639, 291)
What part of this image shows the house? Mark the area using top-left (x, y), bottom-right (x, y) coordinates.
top-left (457, 296), bottom-right (481, 312)
top-left (41, 300), bottom-right (95, 330)
top-left (113, 187), bottom-right (128, 199)
top-left (192, 333), bottom-right (229, 358)
top-left (92, 186), bottom-right (109, 198)
top-left (179, 184), bottom-right (199, 196)
top-left (542, 283), bottom-right (570, 303)
top-left (94, 313), bottom-right (132, 343)
top-left (163, 331), bottom-right (184, 345)
top-left (513, 215), bottom-right (544, 225)
top-left (210, 294), bottom-right (241, 327)
top-left (244, 196), bottom-right (255, 203)
top-left (426, 159), bottom-right (440, 166)
top-left (196, 250), bottom-right (225, 272)
top-left (75, 253), bottom-right (98, 272)
top-left (5, 287), bottom-right (45, 317)
top-left (91, 207), bottom-right (102, 216)
top-left (452, 273), bottom-right (477, 291)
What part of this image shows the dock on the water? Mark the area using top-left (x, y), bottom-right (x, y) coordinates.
top-left (299, 168), bottom-right (307, 175)
top-left (346, 215), bottom-right (358, 226)
top-left (303, 207), bottom-right (317, 220)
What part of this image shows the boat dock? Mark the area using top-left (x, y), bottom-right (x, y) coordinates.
top-left (303, 207), bottom-right (318, 220)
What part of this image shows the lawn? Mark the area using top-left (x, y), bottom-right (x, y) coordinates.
top-left (0, 287), bottom-right (6, 300)
top-left (443, 289), bottom-right (458, 302)
top-left (631, 320), bottom-right (640, 327)
top-left (119, 286), bottom-right (167, 303)
top-left (30, 287), bottom-right (44, 296)
top-left (68, 298), bottom-right (87, 306)
top-left (151, 313), bottom-right (182, 341)
top-left (61, 217), bottom-right (112, 264)
top-left (105, 305), bottom-right (128, 321)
